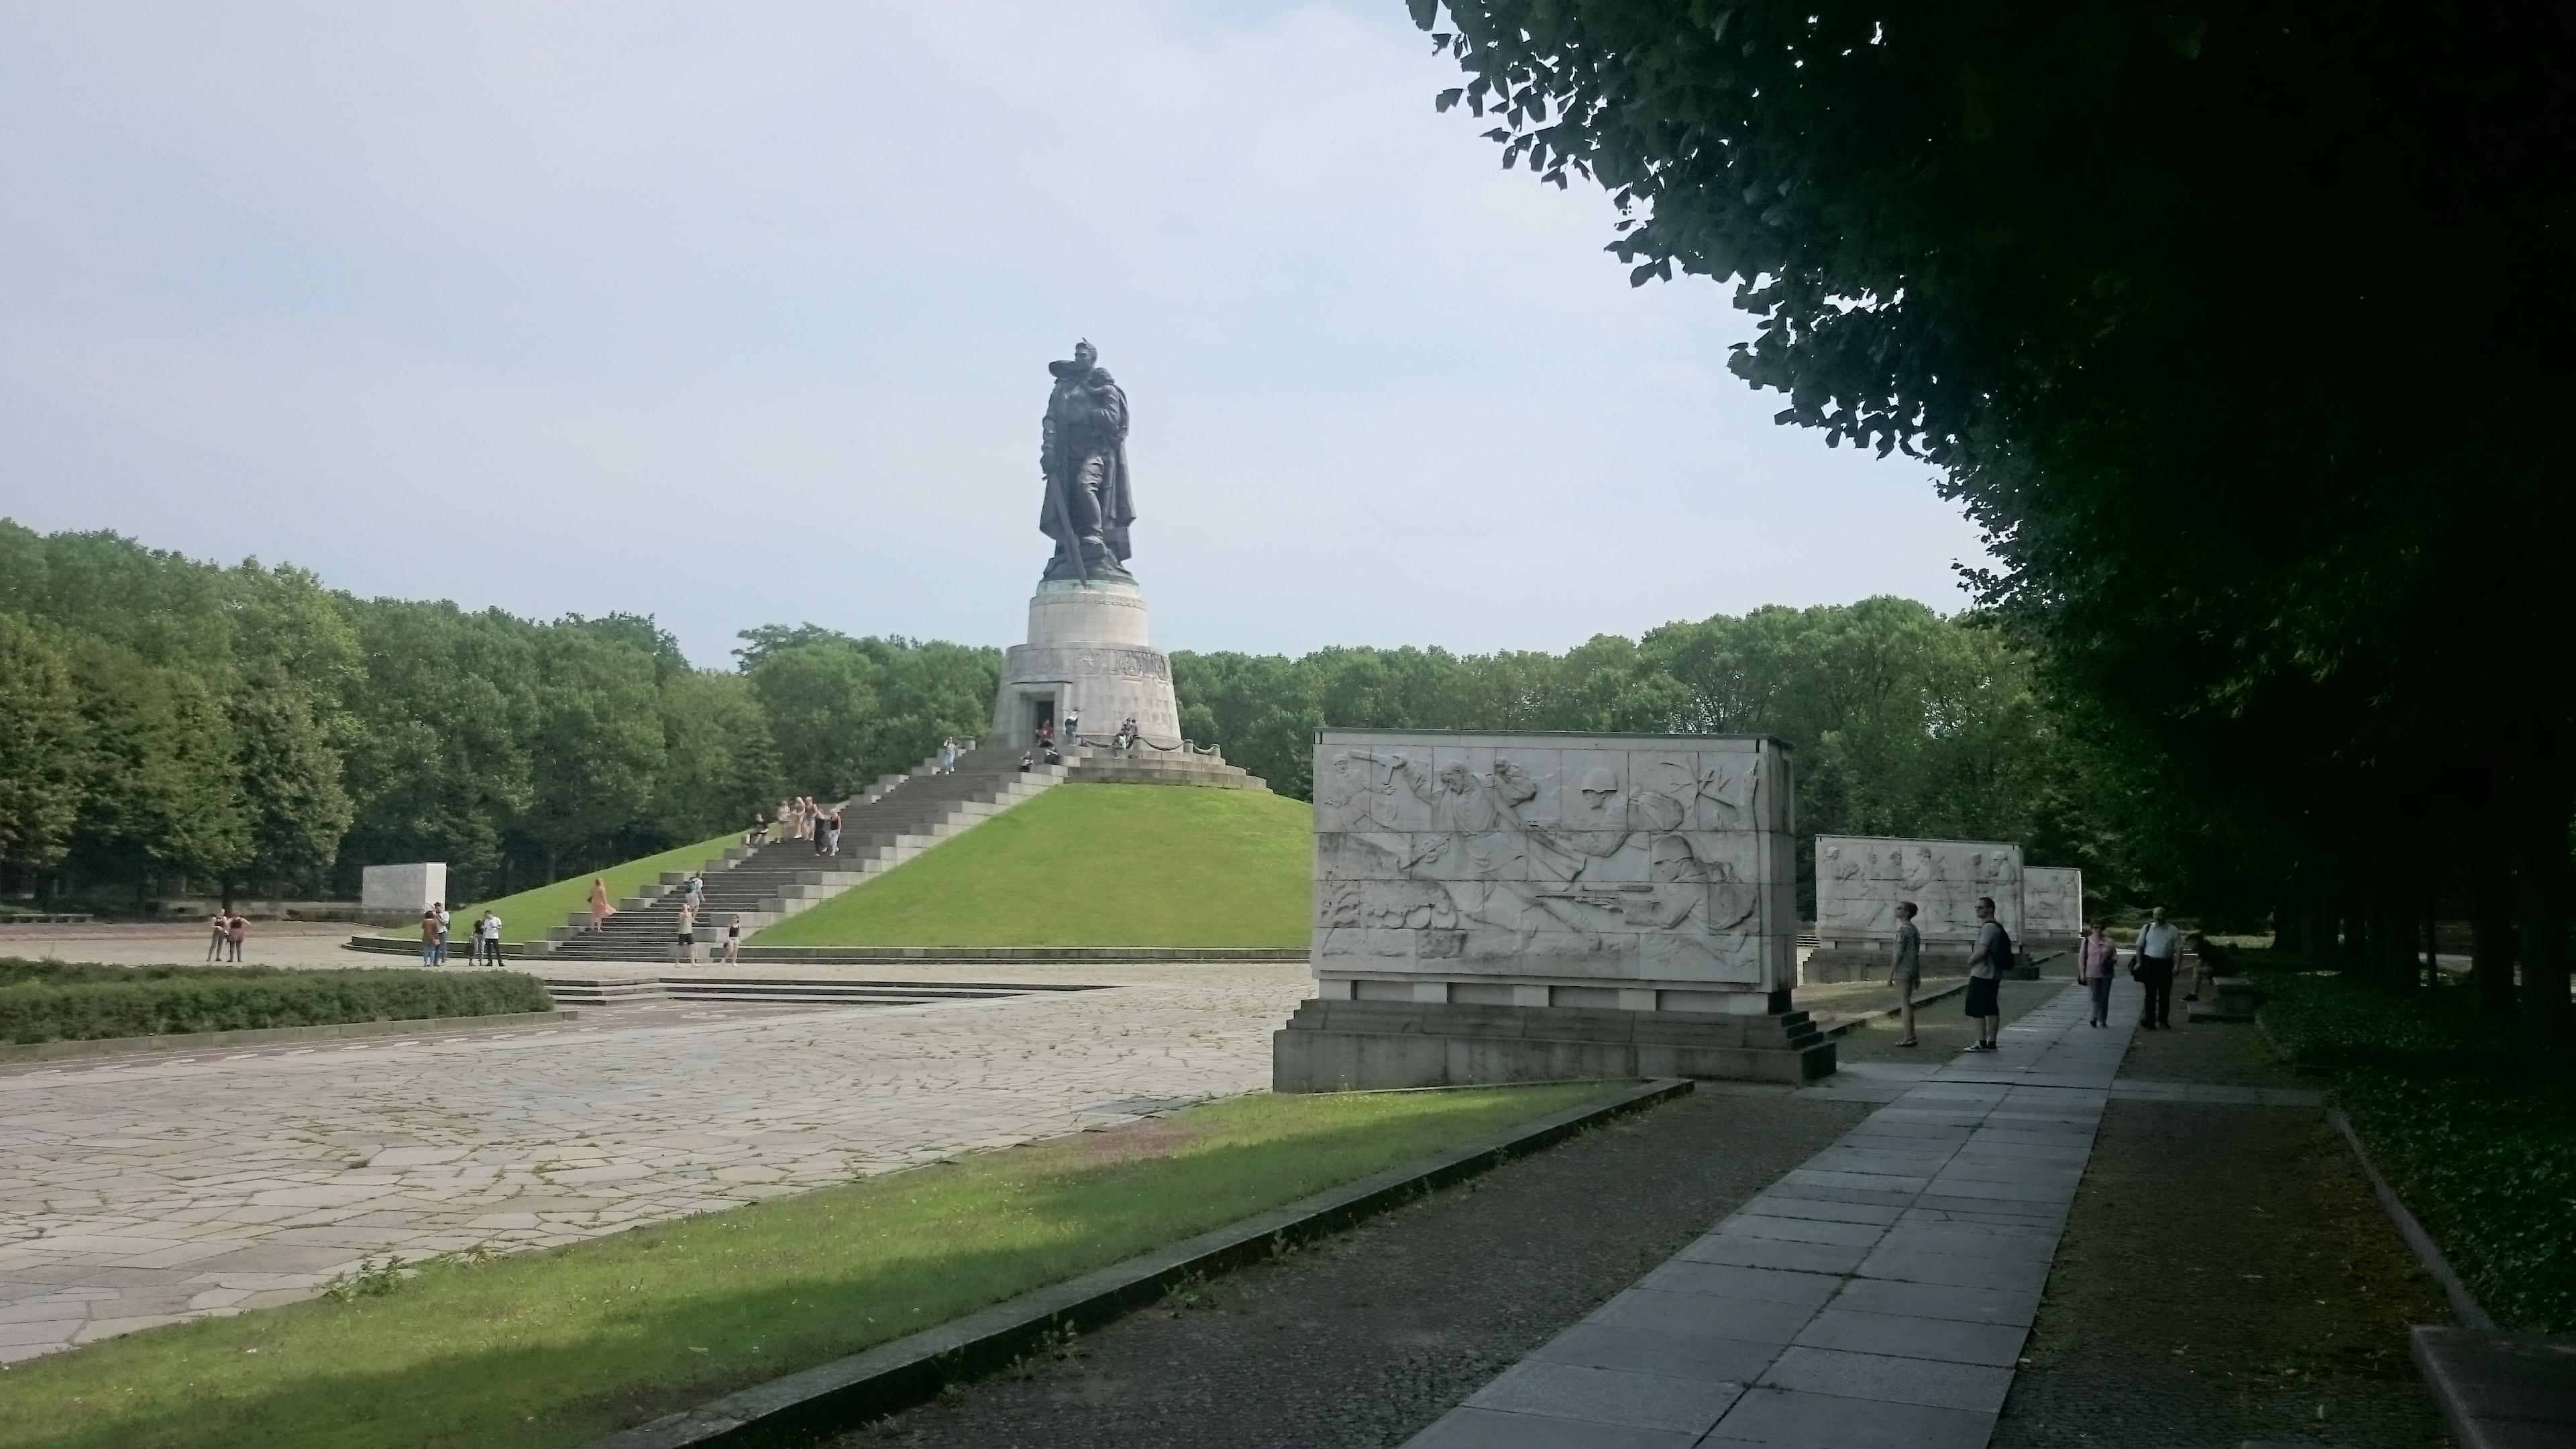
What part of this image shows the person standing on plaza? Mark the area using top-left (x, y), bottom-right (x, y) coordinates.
top-left (433, 902), bottom-right (451, 965)
top-left (2133, 906), bottom-right (2181, 1030)
top-left (2080, 918), bottom-right (2118, 1027)
top-left (1964, 896), bottom-right (2010, 1051)
top-left (587, 877), bottom-right (613, 934)
top-left (1885, 902), bottom-right (1924, 1046)
top-left (206, 909), bottom-right (228, 963)
top-left (674, 900), bottom-right (698, 965)
top-left (723, 914), bottom-right (743, 965)
top-left (476, 909), bottom-right (503, 966)
top-left (225, 912), bottom-right (248, 963)
top-left (419, 906), bottom-right (440, 965)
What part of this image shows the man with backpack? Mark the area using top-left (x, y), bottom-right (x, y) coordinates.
top-left (1964, 895), bottom-right (2012, 1051)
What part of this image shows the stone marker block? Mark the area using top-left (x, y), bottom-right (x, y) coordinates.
top-left (360, 863), bottom-right (445, 916)
top-left (1277, 731), bottom-right (1831, 1089)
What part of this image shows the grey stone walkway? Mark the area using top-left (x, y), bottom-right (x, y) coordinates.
top-left (1407, 981), bottom-right (2137, 1448)
top-left (0, 962), bottom-right (1310, 1362)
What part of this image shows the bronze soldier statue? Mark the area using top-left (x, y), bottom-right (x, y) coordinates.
top-left (1038, 340), bottom-right (1136, 582)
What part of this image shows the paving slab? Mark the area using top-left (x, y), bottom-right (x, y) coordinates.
top-left (1401, 981), bottom-right (2139, 1449)
top-left (0, 961), bottom-right (1312, 1358)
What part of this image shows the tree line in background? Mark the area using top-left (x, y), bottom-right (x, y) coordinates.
top-left (1, 523), bottom-right (2153, 917)
top-left (0, 524), bottom-right (997, 906)
top-left (1175, 596), bottom-right (2155, 916)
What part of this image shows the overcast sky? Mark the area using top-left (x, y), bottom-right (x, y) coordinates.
top-left (0, 1), bottom-right (1989, 669)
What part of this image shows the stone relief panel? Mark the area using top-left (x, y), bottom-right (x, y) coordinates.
top-left (2021, 866), bottom-right (2085, 941)
top-left (1815, 835), bottom-right (2025, 945)
top-left (1314, 731), bottom-right (1794, 991)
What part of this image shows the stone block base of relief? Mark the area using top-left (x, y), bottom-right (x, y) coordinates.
top-left (1271, 999), bottom-right (1835, 1091)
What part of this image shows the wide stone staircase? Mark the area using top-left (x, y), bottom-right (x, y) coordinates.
top-left (533, 745), bottom-right (1069, 963)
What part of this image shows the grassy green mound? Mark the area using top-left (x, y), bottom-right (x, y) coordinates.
top-left (421, 831), bottom-right (739, 945)
top-left (0, 961), bottom-right (551, 1043)
top-left (755, 784), bottom-right (1309, 948)
top-left (0, 1083), bottom-right (1606, 1449)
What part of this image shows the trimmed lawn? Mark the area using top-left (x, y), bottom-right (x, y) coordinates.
top-left (0, 1083), bottom-right (1607, 1449)
top-left (390, 831), bottom-right (741, 945)
top-left (755, 784), bottom-right (1310, 948)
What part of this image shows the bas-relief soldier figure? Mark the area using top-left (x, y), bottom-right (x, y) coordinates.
top-left (1038, 339), bottom-right (1136, 583)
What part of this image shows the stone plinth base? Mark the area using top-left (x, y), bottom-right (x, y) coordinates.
top-left (991, 579), bottom-right (1182, 749)
top-left (2186, 975), bottom-right (2259, 1023)
top-left (1273, 1000), bottom-right (1834, 1091)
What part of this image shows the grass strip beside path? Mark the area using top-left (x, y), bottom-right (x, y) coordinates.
top-left (0, 1084), bottom-right (1605, 1449)
top-left (2252, 956), bottom-right (2576, 1332)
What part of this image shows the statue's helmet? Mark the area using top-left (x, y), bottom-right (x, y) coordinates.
top-left (1578, 766), bottom-right (1621, 804)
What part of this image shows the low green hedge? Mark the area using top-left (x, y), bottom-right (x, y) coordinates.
top-left (0, 960), bottom-right (553, 1044)
top-left (2255, 959), bottom-right (2576, 1332)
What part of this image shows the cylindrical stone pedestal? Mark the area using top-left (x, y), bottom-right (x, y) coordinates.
top-left (991, 578), bottom-right (1183, 749)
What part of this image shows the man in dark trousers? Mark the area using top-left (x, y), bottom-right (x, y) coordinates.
top-left (2133, 906), bottom-right (2181, 1029)
top-left (1964, 896), bottom-right (2010, 1051)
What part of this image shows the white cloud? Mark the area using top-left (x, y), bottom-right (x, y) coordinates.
top-left (0, 0), bottom-right (1986, 665)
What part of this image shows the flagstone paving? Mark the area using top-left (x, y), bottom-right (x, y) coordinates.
top-left (1405, 981), bottom-right (2137, 1448)
top-left (0, 961), bottom-right (1311, 1361)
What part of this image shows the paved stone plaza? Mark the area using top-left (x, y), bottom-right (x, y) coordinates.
top-left (0, 960), bottom-right (1311, 1361)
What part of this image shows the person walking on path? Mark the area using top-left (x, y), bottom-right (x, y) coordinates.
top-left (1885, 901), bottom-right (1923, 1046)
top-left (1964, 896), bottom-right (2010, 1051)
top-left (722, 914), bottom-right (742, 965)
top-left (674, 901), bottom-right (698, 965)
top-left (2133, 906), bottom-right (2181, 1029)
top-left (2080, 918), bottom-right (2118, 1026)
top-left (681, 873), bottom-right (705, 917)
top-left (587, 877), bottom-right (613, 934)
top-left (419, 907), bottom-right (440, 965)
top-left (224, 912), bottom-right (247, 963)
top-left (205, 910), bottom-right (228, 963)
top-left (824, 808), bottom-right (842, 858)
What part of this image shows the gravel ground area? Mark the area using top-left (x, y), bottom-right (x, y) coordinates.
top-left (833, 1085), bottom-right (1870, 1449)
top-left (1993, 1018), bottom-right (2455, 1449)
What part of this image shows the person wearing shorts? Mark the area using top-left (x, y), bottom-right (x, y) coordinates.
top-left (1886, 902), bottom-right (1923, 1046)
top-left (1964, 896), bottom-right (2008, 1051)
top-left (674, 902), bottom-right (698, 965)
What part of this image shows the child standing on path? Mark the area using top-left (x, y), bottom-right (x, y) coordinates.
top-left (2080, 918), bottom-right (2118, 1026)
top-left (1885, 901), bottom-right (1923, 1046)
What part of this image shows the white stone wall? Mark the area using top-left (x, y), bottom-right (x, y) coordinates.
top-left (360, 862), bottom-right (447, 914)
top-left (1312, 731), bottom-right (1798, 1012)
top-left (2022, 866), bottom-right (2085, 942)
top-left (1814, 836), bottom-right (2023, 947)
